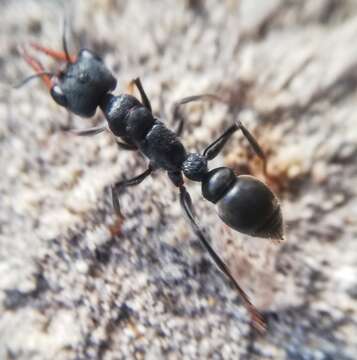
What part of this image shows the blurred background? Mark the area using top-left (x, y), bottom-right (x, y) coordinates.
top-left (0, 0), bottom-right (356, 359)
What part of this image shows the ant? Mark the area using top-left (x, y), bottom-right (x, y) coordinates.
top-left (17, 29), bottom-right (284, 333)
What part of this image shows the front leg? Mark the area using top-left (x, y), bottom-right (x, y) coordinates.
top-left (128, 77), bottom-right (152, 113)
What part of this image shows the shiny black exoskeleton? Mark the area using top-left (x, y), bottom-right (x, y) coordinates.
top-left (20, 38), bottom-right (284, 332)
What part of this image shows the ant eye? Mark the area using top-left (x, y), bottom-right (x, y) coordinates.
top-left (80, 49), bottom-right (102, 62)
top-left (78, 72), bottom-right (90, 84)
top-left (50, 85), bottom-right (67, 107)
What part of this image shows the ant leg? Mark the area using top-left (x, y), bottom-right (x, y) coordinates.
top-left (110, 165), bottom-right (152, 236)
top-left (179, 185), bottom-right (266, 333)
top-left (128, 77), bottom-right (152, 113)
top-left (171, 94), bottom-right (267, 174)
top-left (67, 123), bottom-right (137, 148)
top-left (234, 118), bottom-right (268, 176)
top-left (67, 124), bottom-right (107, 136)
top-left (203, 125), bottom-right (238, 160)
top-left (204, 117), bottom-right (267, 175)
top-left (116, 140), bottom-right (137, 151)
top-left (204, 116), bottom-right (267, 175)
top-left (171, 94), bottom-right (224, 136)
top-left (66, 125), bottom-right (136, 148)
top-left (171, 102), bottom-right (184, 136)
top-left (111, 165), bottom-right (153, 218)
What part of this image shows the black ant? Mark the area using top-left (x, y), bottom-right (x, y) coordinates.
top-left (17, 30), bottom-right (284, 332)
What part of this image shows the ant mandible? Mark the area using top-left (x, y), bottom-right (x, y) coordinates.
top-left (18, 29), bottom-right (284, 333)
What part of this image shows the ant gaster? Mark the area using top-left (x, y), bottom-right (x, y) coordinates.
top-left (19, 33), bottom-right (284, 332)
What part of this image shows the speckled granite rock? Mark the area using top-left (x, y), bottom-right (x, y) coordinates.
top-left (0, 0), bottom-right (356, 359)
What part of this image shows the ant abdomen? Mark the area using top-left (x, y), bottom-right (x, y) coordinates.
top-left (202, 167), bottom-right (283, 240)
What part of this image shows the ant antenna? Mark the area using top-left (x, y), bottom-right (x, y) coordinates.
top-left (13, 72), bottom-right (54, 89)
top-left (62, 17), bottom-right (72, 64)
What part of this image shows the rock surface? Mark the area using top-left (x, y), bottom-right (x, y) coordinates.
top-left (0, 0), bottom-right (356, 359)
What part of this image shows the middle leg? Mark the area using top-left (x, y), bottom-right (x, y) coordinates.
top-left (111, 165), bottom-right (153, 219)
top-left (109, 165), bottom-right (153, 236)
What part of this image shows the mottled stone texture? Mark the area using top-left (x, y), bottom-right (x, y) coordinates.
top-left (0, 0), bottom-right (356, 359)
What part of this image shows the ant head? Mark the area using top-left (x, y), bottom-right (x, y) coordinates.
top-left (19, 44), bottom-right (117, 118)
top-left (51, 49), bottom-right (117, 117)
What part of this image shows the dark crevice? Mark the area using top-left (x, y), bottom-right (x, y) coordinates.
top-left (3, 271), bottom-right (49, 311)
